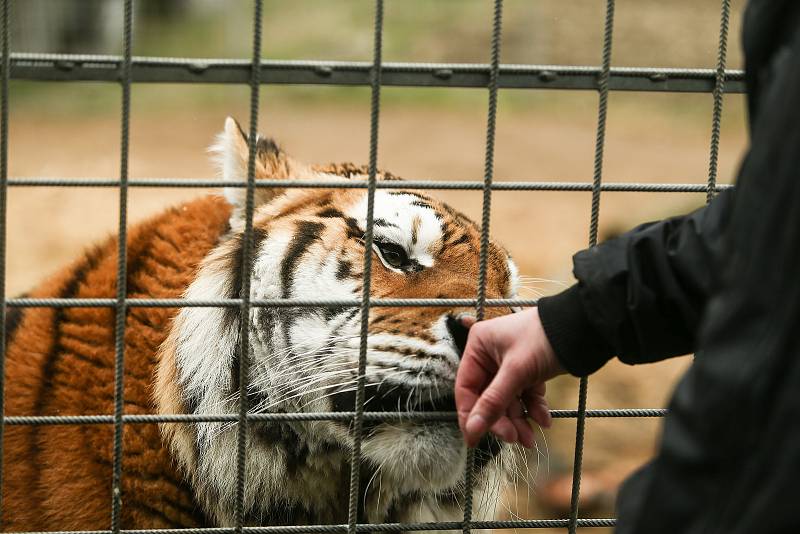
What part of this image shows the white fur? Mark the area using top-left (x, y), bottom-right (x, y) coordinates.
top-left (347, 191), bottom-right (443, 270)
top-left (208, 117), bottom-right (248, 212)
top-left (506, 257), bottom-right (521, 298)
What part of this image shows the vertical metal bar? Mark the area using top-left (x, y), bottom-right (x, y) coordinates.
top-left (463, 1), bottom-right (504, 533)
top-left (0, 0), bottom-right (9, 525)
top-left (568, 1), bottom-right (615, 533)
top-left (234, 0), bottom-right (264, 531)
top-left (706, 0), bottom-right (731, 204)
top-left (347, 2), bottom-right (383, 533)
top-left (111, 0), bottom-right (133, 531)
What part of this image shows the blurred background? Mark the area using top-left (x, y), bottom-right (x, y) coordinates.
top-left (9, 0), bottom-right (748, 531)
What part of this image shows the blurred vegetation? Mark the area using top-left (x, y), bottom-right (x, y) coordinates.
top-left (11, 0), bottom-right (747, 129)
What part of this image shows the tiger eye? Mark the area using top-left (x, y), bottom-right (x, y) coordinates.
top-left (376, 241), bottom-right (409, 270)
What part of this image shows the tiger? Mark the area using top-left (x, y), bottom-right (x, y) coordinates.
top-left (2, 117), bottom-right (526, 531)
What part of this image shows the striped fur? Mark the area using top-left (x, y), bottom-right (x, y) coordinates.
top-left (2, 118), bottom-right (523, 531)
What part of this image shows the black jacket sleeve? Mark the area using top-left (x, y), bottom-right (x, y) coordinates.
top-left (538, 191), bottom-right (733, 376)
top-left (539, 0), bottom-right (800, 380)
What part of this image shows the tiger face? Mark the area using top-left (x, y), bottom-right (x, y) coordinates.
top-left (156, 118), bottom-right (522, 527)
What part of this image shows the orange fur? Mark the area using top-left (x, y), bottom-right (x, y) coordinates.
top-left (3, 196), bottom-right (231, 530)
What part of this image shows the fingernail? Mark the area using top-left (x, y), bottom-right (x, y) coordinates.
top-left (496, 427), bottom-right (515, 443)
top-left (534, 405), bottom-right (553, 429)
top-left (519, 435), bottom-right (532, 449)
top-left (541, 406), bottom-right (553, 428)
top-left (458, 313), bottom-right (476, 327)
top-left (465, 413), bottom-right (487, 438)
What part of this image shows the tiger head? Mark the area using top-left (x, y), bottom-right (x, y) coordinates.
top-left (156, 118), bottom-right (523, 526)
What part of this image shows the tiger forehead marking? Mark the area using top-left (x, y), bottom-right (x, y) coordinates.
top-left (155, 117), bottom-right (523, 527)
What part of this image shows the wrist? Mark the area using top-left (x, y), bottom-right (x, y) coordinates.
top-left (537, 284), bottom-right (615, 377)
top-left (527, 307), bottom-right (566, 380)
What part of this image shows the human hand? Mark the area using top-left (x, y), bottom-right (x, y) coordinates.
top-left (455, 307), bottom-right (565, 448)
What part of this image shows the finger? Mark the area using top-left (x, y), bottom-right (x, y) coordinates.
top-left (489, 416), bottom-right (518, 444)
top-left (507, 398), bottom-right (535, 448)
top-left (514, 417), bottom-right (536, 449)
top-left (464, 359), bottom-right (529, 446)
top-left (522, 387), bottom-right (552, 429)
top-left (459, 314), bottom-right (477, 329)
top-left (455, 332), bottom-right (496, 434)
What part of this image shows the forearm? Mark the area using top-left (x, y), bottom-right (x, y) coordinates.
top-left (538, 189), bottom-right (734, 376)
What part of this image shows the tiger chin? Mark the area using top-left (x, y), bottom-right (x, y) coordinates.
top-left (2, 117), bottom-right (528, 531)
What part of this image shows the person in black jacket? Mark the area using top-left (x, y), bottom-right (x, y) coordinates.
top-left (454, 1), bottom-right (800, 531)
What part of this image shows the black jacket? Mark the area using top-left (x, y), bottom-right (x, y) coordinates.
top-left (537, 1), bottom-right (800, 532)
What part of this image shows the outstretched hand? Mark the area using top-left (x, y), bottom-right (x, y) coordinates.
top-left (455, 307), bottom-right (565, 448)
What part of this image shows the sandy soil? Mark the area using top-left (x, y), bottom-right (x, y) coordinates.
top-left (8, 97), bottom-right (748, 529)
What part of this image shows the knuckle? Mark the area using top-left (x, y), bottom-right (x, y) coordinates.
top-left (470, 322), bottom-right (489, 339)
top-left (479, 388), bottom-right (509, 413)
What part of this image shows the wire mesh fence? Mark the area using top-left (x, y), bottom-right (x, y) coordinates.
top-left (0, 0), bottom-right (737, 533)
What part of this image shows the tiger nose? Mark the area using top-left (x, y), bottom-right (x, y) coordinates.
top-left (445, 314), bottom-right (470, 359)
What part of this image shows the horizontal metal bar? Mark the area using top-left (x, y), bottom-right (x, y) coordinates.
top-left (9, 53), bottom-right (745, 93)
top-left (7, 518), bottom-right (617, 534)
top-left (7, 297), bottom-right (535, 308)
top-left (8, 176), bottom-right (735, 193)
top-left (4, 412), bottom-right (454, 425)
top-left (3, 409), bottom-right (666, 426)
top-left (554, 408), bottom-right (667, 418)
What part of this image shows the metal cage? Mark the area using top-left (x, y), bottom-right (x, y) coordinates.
top-left (0, 0), bottom-right (738, 533)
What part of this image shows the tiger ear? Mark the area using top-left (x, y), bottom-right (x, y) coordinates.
top-left (210, 116), bottom-right (299, 225)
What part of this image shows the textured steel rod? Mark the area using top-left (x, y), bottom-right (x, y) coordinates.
top-left (0, 408), bottom-right (668, 426)
top-left (4, 177), bottom-right (735, 192)
top-left (0, 0), bottom-right (9, 524)
top-left (2, 517), bottom-right (618, 534)
top-left (569, 1), bottom-right (615, 533)
top-left (464, 2), bottom-right (504, 533)
top-left (234, 0), bottom-right (264, 531)
top-left (110, 1), bottom-right (133, 531)
top-left (347, 2), bottom-right (383, 533)
top-left (5, 297), bottom-right (541, 308)
top-left (706, 0), bottom-right (731, 203)
top-left (7, 53), bottom-right (746, 93)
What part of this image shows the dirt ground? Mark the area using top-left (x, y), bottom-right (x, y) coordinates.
top-left (8, 93), bottom-right (747, 530)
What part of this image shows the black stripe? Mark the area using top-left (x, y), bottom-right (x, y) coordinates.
top-left (280, 221), bottom-right (325, 299)
top-left (275, 221), bottom-right (327, 362)
top-left (4, 291), bottom-right (29, 346)
top-left (449, 233), bottom-right (470, 247)
top-left (254, 423), bottom-right (309, 476)
top-left (386, 191), bottom-right (425, 199)
top-left (256, 136), bottom-right (281, 157)
top-left (229, 226), bottom-right (270, 303)
top-left (335, 259), bottom-right (353, 280)
top-left (316, 207), bottom-right (345, 219)
top-left (34, 245), bottom-right (106, 416)
top-left (373, 218), bottom-right (399, 229)
top-left (410, 199), bottom-right (434, 210)
top-left (344, 217), bottom-right (362, 240)
top-left (222, 226), bottom-right (270, 402)
top-left (441, 202), bottom-right (478, 229)
top-left (323, 306), bottom-right (349, 321)
top-left (315, 207), bottom-right (362, 241)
